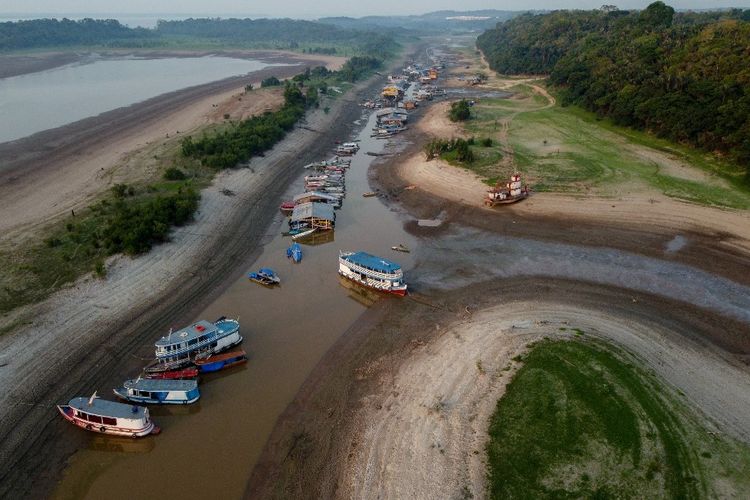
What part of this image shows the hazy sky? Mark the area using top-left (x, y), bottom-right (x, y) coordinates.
top-left (1, 1), bottom-right (748, 19)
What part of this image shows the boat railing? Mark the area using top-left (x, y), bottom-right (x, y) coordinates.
top-left (340, 258), bottom-right (403, 281)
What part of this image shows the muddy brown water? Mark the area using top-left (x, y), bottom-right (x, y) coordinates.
top-left (52, 111), bottom-right (417, 499)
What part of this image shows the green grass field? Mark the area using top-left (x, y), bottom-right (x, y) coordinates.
top-left (487, 339), bottom-right (750, 499)
top-left (452, 85), bottom-right (750, 209)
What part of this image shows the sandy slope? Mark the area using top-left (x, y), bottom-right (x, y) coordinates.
top-left (341, 301), bottom-right (750, 499)
top-left (0, 52), bottom-right (344, 242)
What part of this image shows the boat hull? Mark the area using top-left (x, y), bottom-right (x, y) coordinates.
top-left (144, 368), bottom-right (199, 380)
top-left (338, 270), bottom-right (408, 297)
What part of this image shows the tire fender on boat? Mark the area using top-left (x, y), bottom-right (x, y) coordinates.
top-left (86, 424), bottom-right (93, 430)
top-left (99, 426), bottom-right (106, 433)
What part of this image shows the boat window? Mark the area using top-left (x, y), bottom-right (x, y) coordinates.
top-left (76, 410), bottom-right (87, 419)
top-left (188, 338), bottom-right (198, 346)
top-left (88, 415), bottom-right (103, 424)
top-left (138, 390), bottom-right (151, 398)
top-left (102, 417), bottom-right (117, 426)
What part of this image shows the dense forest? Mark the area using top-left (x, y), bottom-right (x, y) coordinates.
top-left (477, 3), bottom-right (750, 180)
top-left (0, 17), bottom-right (397, 55)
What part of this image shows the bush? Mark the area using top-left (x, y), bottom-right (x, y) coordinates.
top-left (423, 137), bottom-right (474, 163)
top-left (482, 137), bottom-right (494, 147)
top-left (163, 167), bottom-right (187, 181)
top-left (93, 259), bottom-right (106, 278)
top-left (449, 100), bottom-right (472, 122)
top-left (261, 76), bottom-right (281, 87)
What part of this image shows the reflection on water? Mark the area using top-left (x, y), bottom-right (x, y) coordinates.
top-left (0, 56), bottom-right (278, 143)
top-left (54, 110), bottom-right (417, 499)
top-left (338, 275), bottom-right (388, 307)
top-left (87, 435), bottom-right (156, 455)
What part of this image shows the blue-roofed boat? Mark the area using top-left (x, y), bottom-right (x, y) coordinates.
top-left (145, 317), bottom-right (242, 373)
top-left (338, 251), bottom-right (408, 296)
top-left (114, 378), bottom-right (200, 405)
top-left (195, 349), bottom-right (248, 373)
top-left (287, 243), bottom-right (303, 263)
top-left (57, 393), bottom-right (160, 437)
top-left (248, 267), bottom-right (280, 286)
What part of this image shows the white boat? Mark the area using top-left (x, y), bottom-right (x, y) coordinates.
top-left (292, 228), bottom-right (317, 240)
top-left (114, 379), bottom-right (200, 405)
top-left (338, 251), bottom-right (408, 296)
top-left (57, 393), bottom-right (160, 437)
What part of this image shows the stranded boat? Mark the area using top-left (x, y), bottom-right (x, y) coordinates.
top-left (146, 317), bottom-right (242, 373)
top-left (248, 268), bottom-right (281, 286)
top-left (485, 173), bottom-right (529, 206)
top-left (338, 251), bottom-right (408, 296)
top-left (195, 349), bottom-right (248, 373)
top-left (336, 142), bottom-right (360, 156)
top-left (57, 393), bottom-right (160, 437)
top-left (114, 379), bottom-right (200, 405)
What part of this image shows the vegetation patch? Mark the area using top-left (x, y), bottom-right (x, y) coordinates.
top-left (486, 339), bottom-right (750, 499)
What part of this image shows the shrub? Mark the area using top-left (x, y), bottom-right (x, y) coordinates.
top-left (163, 167), bottom-right (187, 181)
top-left (449, 99), bottom-right (472, 122)
top-left (261, 76), bottom-right (281, 87)
top-left (482, 137), bottom-right (493, 147)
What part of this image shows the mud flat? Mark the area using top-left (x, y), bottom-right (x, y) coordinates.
top-left (0, 54), bottom-right (390, 498)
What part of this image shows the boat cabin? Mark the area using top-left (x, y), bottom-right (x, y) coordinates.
top-left (114, 379), bottom-right (200, 405)
top-left (290, 202), bottom-right (336, 232)
top-left (58, 396), bottom-right (157, 437)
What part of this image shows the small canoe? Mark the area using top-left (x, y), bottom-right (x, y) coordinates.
top-left (195, 349), bottom-right (248, 373)
top-left (287, 243), bottom-right (303, 263)
top-left (391, 244), bottom-right (410, 253)
top-left (144, 367), bottom-right (199, 380)
top-left (363, 192), bottom-right (378, 198)
top-left (292, 228), bottom-right (316, 241)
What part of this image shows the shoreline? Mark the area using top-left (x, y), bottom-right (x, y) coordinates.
top-left (0, 51), bottom-right (396, 498)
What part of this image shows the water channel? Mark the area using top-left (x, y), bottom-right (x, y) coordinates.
top-left (53, 109), bottom-right (418, 499)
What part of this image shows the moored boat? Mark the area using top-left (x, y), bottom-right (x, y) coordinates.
top-left (287, 243), bottom-right (303, 262)
top-left (144, 367), bottom-right (199, 380)
top-left (248, 267), bottom-right (281, 286)
top-left (195, 349), bottom-right (248, 373)
top-left (57, 393), bottom-right (160, 437)
top-left (338, 251), bottom-right (408, 296)
top-left (114, 378), bottom-right (200, 405)
top-left (146, 317), bottom-right (242, 373)
top-left (280, 201), bottom-right (295, 216)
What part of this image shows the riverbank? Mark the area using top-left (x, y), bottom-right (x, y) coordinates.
top-left (0, 49), bottom-right (399, 498)
top-left (0, 51), bottom-right (345, 242)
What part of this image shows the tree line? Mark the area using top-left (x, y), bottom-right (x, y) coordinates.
top-left (0, 17), bottom-right (398, 55)
top-left (477, 2), bottom-right (750, 181)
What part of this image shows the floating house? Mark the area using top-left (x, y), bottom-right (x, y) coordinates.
top-left (290, 202), bottom-right (335, 233)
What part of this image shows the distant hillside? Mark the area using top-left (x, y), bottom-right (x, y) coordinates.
top-left (0, 17), bottom-right (398, 56)
top-left (321, 10), bottom-right (527, 34)
top-left (477, 2), bottom-right (750, 180)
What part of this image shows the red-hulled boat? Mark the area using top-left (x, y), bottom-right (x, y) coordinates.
top-left (195, 349), bottom-right (248, 373)
top-left (280, 201), bottom-right (295, 216)
top-left (144, 367), bottom-right (199, 380)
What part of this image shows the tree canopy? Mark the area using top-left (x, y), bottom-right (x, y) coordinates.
top-left (477, 3), bottom-right (750, 179)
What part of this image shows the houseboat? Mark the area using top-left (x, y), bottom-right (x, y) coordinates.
top-left (485, 173), bottom-right (529, 206)
top-left (146, 317), bottom-right (242, 373)
top-left (114, 379), bottom-right (200, 405)
top-left (57, 393), bottom-right (159, 437)
top-left (293, 191), bottom-right (342, 209)
top-left (195, 349), bottom-right (248, 373)
top-left (338, 251), bottom-right (408, 296)
top-left (290, 202), bottom-right (335, 234)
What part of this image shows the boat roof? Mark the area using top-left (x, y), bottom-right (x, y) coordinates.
top-left (342, 251), bottom-right (402, 273)
top-left (294, 191), bottom-right (340, 203)
top-left (155, 320), bottom-right (216, 347)
top-left (69, 396), bottom-right (147, 418)
top-left (124, 379), bottom-right (198, 391)
top-left (291, 202), bottom-right (335, 222)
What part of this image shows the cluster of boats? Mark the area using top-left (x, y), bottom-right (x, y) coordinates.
top-left (372, 108), bottom-right (408, 139)
top-left (58, 317), bottom-right (246, 438)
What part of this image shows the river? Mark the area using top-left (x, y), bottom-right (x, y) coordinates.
top-left (0, 55), bottom-right (281, 143)
top-left (52, 109), bottom-right (417, 499)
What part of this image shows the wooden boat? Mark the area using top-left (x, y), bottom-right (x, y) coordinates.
top-left (248, 267), bottom-right (280, 286)
top-left (362, 191), bottom-right (378, 198)
top-left (57, 393), bottom-right (160, 438)
top-left (280, 201), bottom-right (295, 216)
top-left (146, 317), bottom-right (242, 373)
top-left (114, 379), bottom-right (200, 405)
top-left (144, 367), bottom-right (199, 380)
top-left (391, 244), bottom-right (410, 253)
top-left (338, 251), bottom-right (408, 296)
top-left (195, 349), bottom-right (248, 373)
top-left (287, 242), bottom-right (303, 263)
